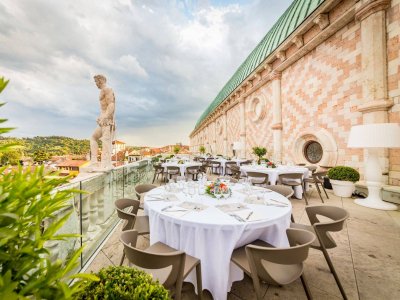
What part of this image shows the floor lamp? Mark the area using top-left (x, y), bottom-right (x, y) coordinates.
top-left (347, 123), bottom-right (400, 210)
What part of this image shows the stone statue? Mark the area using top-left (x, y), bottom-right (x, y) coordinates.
top-left (90, 74), bottom-right (115, 170)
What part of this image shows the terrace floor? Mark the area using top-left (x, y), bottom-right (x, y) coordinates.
top-left (85, 179), bottom-right (400, 300)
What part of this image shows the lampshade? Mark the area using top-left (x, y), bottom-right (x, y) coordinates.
top-left (347, 123), bottom-right (400, 148)
top-left (232, 141), bottom-right (243, 150)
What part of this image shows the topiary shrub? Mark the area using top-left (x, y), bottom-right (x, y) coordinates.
top-left (327, 166), bottom-right (360, 182)
top-left (76, 266), bottom-right (170, 300)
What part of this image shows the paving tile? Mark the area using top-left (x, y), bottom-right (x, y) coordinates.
top-left (355, 269), bottom-right (400, 300)
top-left (230, 274), bottom-right (267, 300)
top-left (85, 250), bottom-right (114, 274)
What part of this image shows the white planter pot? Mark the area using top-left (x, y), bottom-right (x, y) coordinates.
top-left (330, 179), bottom-right (355, 198)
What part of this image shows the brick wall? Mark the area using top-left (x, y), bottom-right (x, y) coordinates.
top-left (281, 20), bottom-right (363, 168)
top-left (244, 83), bottom-right (273, 159)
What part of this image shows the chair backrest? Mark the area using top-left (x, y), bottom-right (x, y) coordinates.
top-left (226, 161), bottom-right (237, 167)
top-left (305, 205), bottom-right (349, 249)
top-left (264, 185), bottom-right (294, 198)
top-left (240, 160), bottom-right (252, 166)
top-left (278, 172), bottom-right (303, 183)
top-left (186, 166), bottom-right (200, 174)
top-left (198, 157), bottom-right (205, 162)
top-left (245, 228), bottom-right (315, 285)
top-left (135, 184), bottom-right (157, 201)
top-left (154, 165), bottom-right (164, 173)
top-left (115, 198), bottom-right (140, 231)
top-left (305, 165), bottom-right (317, 174)
top-left (210, 160), bottom-right (221, 167)
top-left (120, 230), bottom-right (186, 289)
top-left (312, 171), bottom-right (327, 182)
top-left (167, 166), bottom-right (180, 173)
top-left (246, 172), bottom-right (268, 184)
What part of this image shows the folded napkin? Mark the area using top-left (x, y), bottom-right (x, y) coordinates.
top-left (147, 193), bottom-right (179, 202)
top-left (230, 209), bottom-right (266, 222)
top-left (244, 195), bottom-right (265, 205)
top-left (216, 203), bottom-right (248, 213)
top-left (264, 198), bottom-right (289, 207)
top-left (179, 201), bottom-right (208, 212)
top-left (161, 205), bottom-right (190, 218)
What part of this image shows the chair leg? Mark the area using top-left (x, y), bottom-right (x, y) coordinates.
top-left (291, 214), bottom-right (295, 223)
top-left (119, 252), bottom-right (125, 266)
top-left (300, 274), bottom-right (313, 300)
top-left (196, 263), bottom-right (203, 300)
top-left (321, 184), bottom-right (330, 199)
top-left (321, 247), bottom-right (347, 300)
top-left (315, 183), bottom-right (324, 203)
top-left (302, 186), bottom-right (309, 205)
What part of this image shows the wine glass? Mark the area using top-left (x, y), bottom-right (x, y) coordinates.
top-left (188, 183), bottom-right (195, 199)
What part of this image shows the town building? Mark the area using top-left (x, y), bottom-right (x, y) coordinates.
top-left (56, 160), bottom-right (90, 176)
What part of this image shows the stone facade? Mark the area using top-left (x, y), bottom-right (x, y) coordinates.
top-left (190, 0), bottom-right (400, 186)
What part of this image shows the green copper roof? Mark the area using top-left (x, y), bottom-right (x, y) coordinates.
top-left (195, 0), bottom-right (325, 129)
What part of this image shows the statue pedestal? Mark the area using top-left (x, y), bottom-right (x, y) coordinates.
top-left (81, 162), bottom-right (113, 173)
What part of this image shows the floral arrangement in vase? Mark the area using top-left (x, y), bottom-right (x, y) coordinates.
top-left (266, 161), bottom-right (276, 168)
top-left (205, 180), bottom-right (231, 198)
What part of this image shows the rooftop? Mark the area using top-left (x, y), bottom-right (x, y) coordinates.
top-left (86, 176), bottom-right (400, 299)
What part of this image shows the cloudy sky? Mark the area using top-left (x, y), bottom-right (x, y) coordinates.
top-left (0, 0), bottom-right (292, 147)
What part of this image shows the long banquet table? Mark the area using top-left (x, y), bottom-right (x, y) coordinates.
top-left (161, 161), bottom-right (202, 177)
top-left (144, 183), bottom-right (291, 300)
top-left (240, 165), bottom-right (309, 199)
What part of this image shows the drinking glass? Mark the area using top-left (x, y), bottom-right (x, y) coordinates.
top-left (188, 183), bottom-right (195, 199)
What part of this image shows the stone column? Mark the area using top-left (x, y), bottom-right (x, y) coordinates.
top-left (223, 111), bottom-right (228, 156)
top-left (270, 71), bottom-right (283, 163)
top-left (213, 121), bottom-right (217, 155)
top-left (356, 0), bottom-right (393, 182)
top-left (239, 98), bottom-right (246, 158)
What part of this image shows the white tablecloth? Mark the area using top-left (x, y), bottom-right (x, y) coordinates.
top-left (144, 185), bottom-right (291, 300)
top-left (162, 162), bottom-right (202, 176)
top-left (240, 165), bottom-right (309, 199)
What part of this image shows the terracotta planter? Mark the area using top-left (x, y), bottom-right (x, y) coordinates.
top-left (330, 179), bottom-right (355, 198)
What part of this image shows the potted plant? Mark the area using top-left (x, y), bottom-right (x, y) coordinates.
top-left (252, 146), bottom-right (267, 164)
top-left (173, 145), bottom-right (180, 155)
top-left (77, 266), bottom-right (169, 299)
top-left (327, 166), bottom-right (360, 197)
top-left (199, 145), bottom-right (206, 155)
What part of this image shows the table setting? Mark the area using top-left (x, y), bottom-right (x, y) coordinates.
top-left (144, 176), bottom-right (292, 300)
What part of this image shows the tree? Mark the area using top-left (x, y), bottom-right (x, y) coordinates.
top-left (173, 145), bottom-right (181, 154)
top-left (34, 149), bottom-right (50, 163)
top-left (0, 147), bottom-right (23, 165)
top-left (199, 145), bottom-right (206, 154)
top-left (252, 146), bottom-right (267, 164)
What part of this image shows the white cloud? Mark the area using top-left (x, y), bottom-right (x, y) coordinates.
top-left (0, 0), bottom-right (292, 146)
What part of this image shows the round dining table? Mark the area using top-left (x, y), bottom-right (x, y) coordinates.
top-left (144, 183), bottom-right (291, 300)
top-left (240, 165), bottom-right (309, 199)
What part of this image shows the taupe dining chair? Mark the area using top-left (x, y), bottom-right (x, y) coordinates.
top-left (291, 205), bottom-right (349, 300)
top-left (152, 165), bottom-right (164, 184)
top-left (225, 161), bottom-right (237, 175)
top-left (278, 173), bottom-right (308, 205)
top-left (264, 184), bottom-right (295, 222)
top-left (135, 183), bottom-right (157, 210)
top-left (165, 166), bottom-right (180, 182)
top-left (115, 198), bottom-right (150, 265)
top-left (186, 165), bottom-right (200, 181)
top-left (240, 160), bottom-right (252, 166)
top-left (303, 171), bottom-right (329, 202)
top-left (229, 165), bottom-right (242, 180)
top-left (246, 171), bottom-right (269, 186)
top-left (209, 160), bottom-right (222, 175)
top-left (231, 228), bottom-right (316, 300)
top-left (120, 230), bottom-right (203, 300)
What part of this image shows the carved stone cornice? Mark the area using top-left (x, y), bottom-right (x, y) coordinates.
top-left (357, 99), bottom-right (394, 113)
top-left (313, 13), bottom-right (330, 29)
top-left (355, 0), bottom-right (390, 21)
top-left (276, 51), bottom-right (286, 62)
top-left (269, 71), bottom-right (282, 81)
top-left (271, 123), bottom-right (283, 130)
top-left (292, 35), bottom-right (304, 48)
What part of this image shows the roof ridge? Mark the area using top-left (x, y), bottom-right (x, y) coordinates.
top-left (195, 0), bottom-right (325, 129)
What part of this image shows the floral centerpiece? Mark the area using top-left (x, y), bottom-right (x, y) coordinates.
top-left (205, 180), bottom-right (231, 198)
top-left (266, 161), bottom-right (277, 168)
top-left (177, 160), bottom-right (184, 164)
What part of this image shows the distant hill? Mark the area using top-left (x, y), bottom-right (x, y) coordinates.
top-left (0, 136), bottom-right (90, 162)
